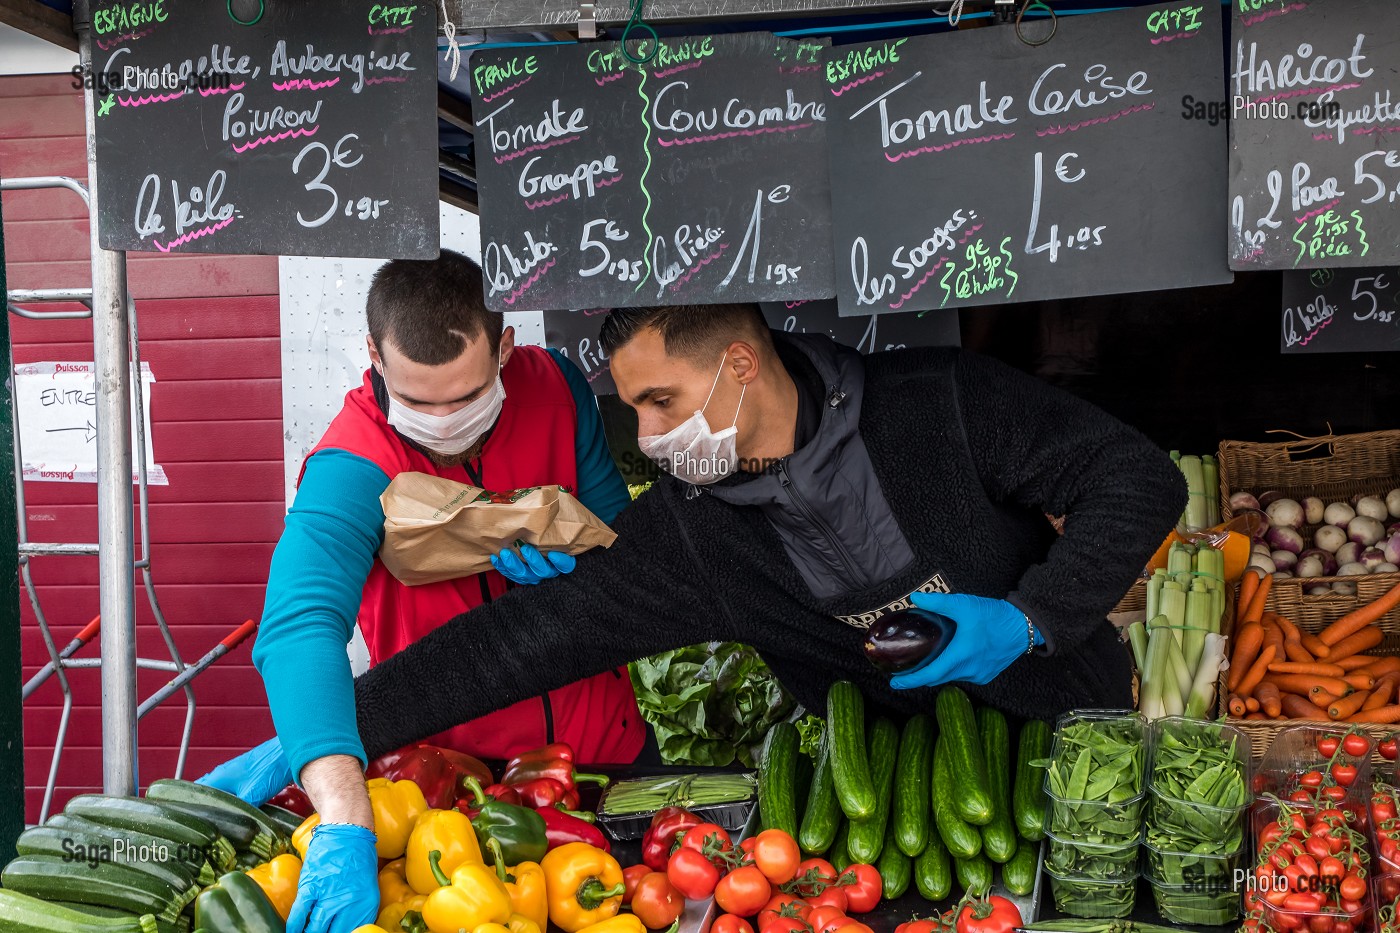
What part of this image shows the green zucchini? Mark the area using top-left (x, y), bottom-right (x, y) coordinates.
top-left (145, 779), bottom-right (287, 855)
top-left (1, 855), bottom-right (186, 923)
top-left (932, 735), bottom-right (982, 860)
top-left (1013, 720), bottom-right (1052, 842)
top-left (876, 821), bottom-right (912, 899)
top-left (892, 713), bottom-right (934, 857)
top-left (827, 681), bottom-right (876, 820)
top-left (50, 902), bottom-right (185, 933)
top-left (0, 890), bottom-right (160, 933)
top-left (829, 819), bottom-right (853, 873)
top-left (954, 852), bottom-right (993, 896)
top-left (1002, 838), bottom-right (1038, 896)
top-left (934, 687), bottom-right (992, 825)
top-left (148, 799), bottom-right (259, 849)
top-left (16, 826), bottom-right (199, 900)
top-left (913, 831), bottom-right (952, 902)
top-left (976, 707), bottom-right (1017, 864)
top-left (64, 795), bottom-right (232, 864)
top-left (798, 731), bottom-right (843, 856)
top-left (847, 717), bottom-right (899, 864)
top-left (759, 721), bottom-right (801, 838)
top-left (258, 804), bottom-right (307, 839)
top-left (45, 813), bottom-right (216, 885)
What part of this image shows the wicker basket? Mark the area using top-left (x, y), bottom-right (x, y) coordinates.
top-left (1219, 572), bottom-right (1400, 761)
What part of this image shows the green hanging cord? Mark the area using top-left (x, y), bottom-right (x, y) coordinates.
top-left (1014, 0), bottom-right (1056, 46)
top-left (621, 0), bottom-right (658, 65)
top-left (228, 0), bottom-right (265, 26)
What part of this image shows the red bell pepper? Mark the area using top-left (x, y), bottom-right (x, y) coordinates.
top-left (483, 783), bottom-right (523, 806)
top-left (266, 784), bottom-right (314, 817)
top-left (366, 743), bottom-right (493, 811)
top-left (501, 743), bottom-right (609, 792)
top-left (538, 806), bottom-right (611, 853)
top-left (641, 807), bottom-right (702, 872)
top-left (453, 782), bottom-right (523, 818)
top-left (513, 778), bottom-right (579, 811)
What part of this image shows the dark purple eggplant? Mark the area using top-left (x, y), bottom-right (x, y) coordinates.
top-left (863, 608), bottom-right (956, 673)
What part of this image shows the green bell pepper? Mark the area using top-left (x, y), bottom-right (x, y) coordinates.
top-left (462, 777), bottom-right (549, 866)
top-left (193, 870), bottom-right (285, 933)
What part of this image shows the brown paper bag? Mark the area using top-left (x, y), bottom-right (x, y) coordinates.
top-left (378, 472), bottom-right (618, 585)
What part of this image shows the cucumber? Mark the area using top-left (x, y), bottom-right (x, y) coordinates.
top-left (828, 681), bottom-right (876, 820)
top-left (829, 820), bottom-right (853, 873)
top-left (16, 826), bottom-right (199, 900)
top-left (976, 707), bottom-right (1017, 864)
top-left (759, 721), bottom-right (801, 838)
top-left (1, 855), bottom-right (186, 923)
top-left (876, 821), bottom-right (912, 899)
top-left (847, 717), bottom-right (899, 864)
top-left (934, 687), bottom-right (992, 825)
top-left (1013, 720), bottom-right (1052, 842)
top-left (258, 804), bottom-right (307, 839)
top-left (798, 731), bottom-right (843, 856)
top-left (0, 890), bottom-right (160, 933)
top-left (795, 745), bottom-right (815, 828)
top-left (145, 779), bottom-right (287, 855)
top-left (1002, 838), bottom-right (1038, 896)
top-left (954, 852), bottom-right (993, 896)
top-left (45, 813), bottom-right (216, 885)
top-left (932, 735), bottom-right (981, 859)
top-left (913, 831), bottom-right (952, 902)
top-left (892, 713), bottom-right (934, 857)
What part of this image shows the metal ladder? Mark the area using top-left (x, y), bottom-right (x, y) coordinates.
top-left (3, 175), bottom-right (256, 822)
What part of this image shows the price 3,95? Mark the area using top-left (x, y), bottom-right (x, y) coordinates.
top-left (292, 133), bottom-right (390, 228)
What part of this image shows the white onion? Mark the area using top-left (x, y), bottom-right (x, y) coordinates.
top-left (1249, 554), bottom-right (1279, 574)
top-left (1252, 542), bottom-right (1272, 556)
top-left (1259, 491), bottom-right (1287, 508)
top-left (1338, 562), bottom-right (1369, 576)
top-left (1307, 585), bottom-right (1333, 596)
top-left (1333, 581), bottom-right (1358, 596)
top-left (1361, 547), bottom-right (1388, 570)
top-left (1299, 548), bottom-right (1338, 576)
top-left (1267, 498), bottom-right (1305, 531)
top-left (1325, 502), bottom-right (1356, 527)
top-left (1274, 571), bottom-right (1295, 579)
top-left (1357, 496), bottom-right (1390, 521)
top-left (1377, 563), bottom-right (1400, 574)
top-left (1297, 554), bottom-right (1327, 578)
top-left (1337, 542), bottom-right (1363, 566)
top-left (1386, 534), bottom-right (1400, 566)
top-left (1230, 491), bottom-right (1261, 513)
top-left (1349, 515), bottom-right (1386, 547)
top-left (1303, 496), bottom-right (1325, 525)
top-left (1267, 526), bottom-right (1306, 554)
top-left (1271, 550), bottom-right (1299, 571)
top-left (1387, 488), bottom-right (1400, 518)
top-left (1314, 525), bottom-right (1348, 554)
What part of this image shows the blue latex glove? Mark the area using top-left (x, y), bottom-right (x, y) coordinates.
top-left (195, 736), bottom-right (294, 807)
top-left (489, 542), bottom-right (577, 585)
top-left (286, 823), bottom-right (379, 933)
top-left (889, 591), bottom-right (1045, 690)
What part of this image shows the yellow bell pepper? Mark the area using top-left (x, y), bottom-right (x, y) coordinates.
top-left (407, 808), bottom-right (483, 894)
top-left (377, 893), bottom-right (427, 931)
top-left (507, 912), bottom-right (543, 933)
top-left (368, 777), bottom-right (430, 859)
top-left (420, 854), bottom-right (514, 933)
top-left (380, 857), bottom-right (414, 908)
top-left (474, 925), bottom-right (512, 933)
top-left (244, 853), bottom-right (302, 920)
top-left (500, 861), bottom-right (548, 930)
top-left (292, 813), bottom-right (320, 859)
top-left (352, 927), bottom-right (394, 933)
top-left (574, 916), bottom-right (652, 933)
top-left (541, 843), bottom-right (625, 933)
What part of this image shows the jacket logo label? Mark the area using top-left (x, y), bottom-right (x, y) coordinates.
top-left (834, 571), bottom-right (952, 630)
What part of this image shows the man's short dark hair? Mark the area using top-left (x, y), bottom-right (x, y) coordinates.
top-left (598, 304), bottom-right (773, 360)
top-left (367, 249), bottom-right (503, 366)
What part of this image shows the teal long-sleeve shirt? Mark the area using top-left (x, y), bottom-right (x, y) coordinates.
top-left (251, 350), bottom-right (630, 780)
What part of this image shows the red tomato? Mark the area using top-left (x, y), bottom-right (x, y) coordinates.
top-left (1306, 836), bottom-right (1332, 861)
top-left (758, 893), bottom-right (811, 932)
top-left (1340, 874), bottom-right (1367, 902)
top-left (806, 885), bottom-right (849, 913)
top-left (1284, 892), bottom-right (1326, 913)
top-left (838, 865), bottom-right (882, 915)
top-left (680, 822), bottom-right (734, 865)
top-left (632, 872), bottom-right (685, 929)
top-left (1334, 922), bottom-right (1354, 933)
top-left (622, 864), bottom-right (651, 905)
top-left (715, 866), bottom-right (773, 918)
top-left (1300, 770), bottom-right (1325, 789)
top-left (955, 895), bottom-right (1025, 933)
top-left (1320, 857), bottom-right (1346, 887)
top-left (1291, 790), bottom-right (1314, 803)
top-left (739, 837), bottom-right (759, 860)
top-left (895, 922), bottom-right (941, 933)
top-left (1318, 735), bottom-right (1341, 758)
top-left (1372, 798), bottom-right (1398, 824)
top-left (833, 923), bottom-right (875, 933)
top-left (807, 906), bottom-right (848, 933)
top-left (1294, 854), bottom-right (1319, 879)
top-left (1332, 764), bottom-right (1358, 788)
top-left (767, 919), bottom-right (811, 933)
top-left (668, 847), bottom-right (721, 900)
top-left (790, 859), bottom-right (838, 898)
top-left (1321, 786), bottom-right (1349, 802)
top-left (1342, 734), bottom-right (1370, 757)
top-left (1308, 915), bottom-right (1333, 933)
top-left (1380, 737), bottom-right (1398, 761)
top-left (713, 915), bottom-right (756, 933)
top-left (750, 830), bottom-right (801, 886)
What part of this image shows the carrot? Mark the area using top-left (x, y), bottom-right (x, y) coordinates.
top-left (1347, 704), bottom-right (1400, 725)
top-left (1330, 690), bottom-right (1371, 720)
top-left (1273, 616), bottom-right (1314, 664)
top-left (1238, 570), bottom-right (1261, 621)
top-left (1245, 713), bottom-right (1268, 720)
top-left (1312, 689), bottom-right (1345, 710)
top-left (1228, 693), bottom-right (1247, 717)
top-left (1245, 696), bottom-right (1260, 712)
top-left (1267, 661), bottom-right (1346, 676)
top-left (1324, 626), bottom-right (1385, 663)
top-left (1271, 613), bottom-right (1301, 640)
top-left (1362, 657), bottom-right (1400, 678)
top-left (1262, 618), bottom-right (1286, 660)
top-left (1336, 655), bottom-right (1379, 671)
top-left (1282, 693), bottom-right (1332, 720)
top-left (1264, 674), bottom-right (1352, 698)
top-left (1243, 573), bottom-right (1274, 625)
top-left (1228, 622), bottom-right (1264, 693)
top-left (1237, 644), bottom-right (1277, 697)
top-left (1318, 578), bottom-right (1400, 646)
top-left (1256, 681), bottom-right (1283, 718)
top-left (1344, 672), bottom-right (1377, 692)
top-left (1301, 631), bottom-right (1331, 659)
top-left (1363, 675), bottom-right (1398, 711)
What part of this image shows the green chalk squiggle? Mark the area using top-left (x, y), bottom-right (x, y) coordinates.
top-left (634, 64), bottom-right (655, 291)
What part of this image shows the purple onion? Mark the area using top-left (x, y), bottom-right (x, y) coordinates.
top-left (1297, 548), bottom-right (1338, 577)
top-left (1314, 525), bottom-right (1348, 554)
top-left (1229, 491), bottom-right (1261, 513)
top-left (1336, 541), bottom-right (1363, 566)
top-left (1384, 533), bottom-right (1400, 567)
top-left (1271, 550), bottom-right (1299, 571)
top-left (1266, 526), bottom-right (1305, 554)
top-left (1361, 547), bottom-right (1388, 571)
top-left (1307, 585), bottom-right (1333, 596)
top-left (1349, 515), bottom-right (1386, 547)
top-left (1259, 490), bottom-right (1287, 508)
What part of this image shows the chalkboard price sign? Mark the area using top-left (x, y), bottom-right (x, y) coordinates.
top-left (1281, 266), bottom-right (1400, 354)
top-left (471, 32), bottom-right (835, 312)
top-left (759, 300), bottom-right (960, 350)
top-left (823, 2), bottom-right (1232, 316)
top-left (90, 0), bottom-right (440, 259)
top-left (1230, 0), bottom-right (1400, 270)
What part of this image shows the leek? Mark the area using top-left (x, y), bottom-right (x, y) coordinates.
top-left (1140, 621), bottom-right (1170, 720)
top-left (1184, 633), bottom-right (1227, 718)
top-left (1146, 569), bottom-right (1166, 622)
top-left (1165, 633), bottom-right (1192, 704)
top-left (1183, 581), bottom-right (1210, 672)
top-left (1202, 455), bottom-right (1220, 526)
top-left (1160, 581), bottom-right (1187, 647)
top-left (1178, 455), bottom-right (1209, 533)
top-left (1127, 620), bottom-right (1148, 672)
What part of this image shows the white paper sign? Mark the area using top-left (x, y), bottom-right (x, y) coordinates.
top-left (14, 362), bottom-right (167, 485)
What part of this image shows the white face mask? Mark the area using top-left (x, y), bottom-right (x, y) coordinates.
top-left (638, 354), bottom-right (746, 485)
top-left (379, 364), bottom-right (506, 455)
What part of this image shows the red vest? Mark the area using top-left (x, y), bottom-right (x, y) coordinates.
top-left (304, 345), bottom-right (644, 764)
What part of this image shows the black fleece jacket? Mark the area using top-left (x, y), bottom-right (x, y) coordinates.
top-left (353, 338), bottom-right (1186, 757)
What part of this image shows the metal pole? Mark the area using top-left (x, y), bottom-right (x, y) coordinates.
top-left (0, 173), bottom-right (26, 858)
top-left (73, 0), bottom-right (139, 796)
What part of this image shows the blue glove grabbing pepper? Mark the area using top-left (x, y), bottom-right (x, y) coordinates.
top-left (285, 823), bottom-right (380, 933)
top-left (195, 735), bottom-right (294, 807)
top-left (889, 591), bottom-right (1044, 690)
top-left (489, 542), bottom-right (577, 586)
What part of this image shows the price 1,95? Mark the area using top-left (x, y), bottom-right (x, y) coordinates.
top-left (292, 133), bottom-right (390, 228)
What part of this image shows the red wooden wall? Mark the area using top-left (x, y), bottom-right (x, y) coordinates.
top-left (1, 74), bottom-right (285, 820)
